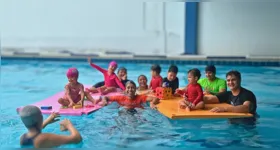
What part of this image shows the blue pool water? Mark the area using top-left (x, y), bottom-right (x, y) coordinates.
top-left (1, 59), bottom-right (280, 148)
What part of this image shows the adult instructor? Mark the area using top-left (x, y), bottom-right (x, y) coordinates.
top-left (204, 70), bottom-right (257, 124)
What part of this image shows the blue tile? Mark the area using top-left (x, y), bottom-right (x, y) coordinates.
top-left (168, 60), bottom-right (172, 64)
top-left (249, 61), bottom-right (253, 66)
top-left (3, 56), bottom-right (279, 67)
top-left (240, 61), bottom-right (246, 66)
top-left (180, 61), bottom-right (184, 65)
top-left (200, 60), bottom-right (206, 65)
top-left (254, 61), bottom-right (260, 66)
top-left (215, 61), bottom-right (220, 65)
top-left (267, 62), bottom-right (277, 66)
top-left (229, 61), bottom-right (234, 65)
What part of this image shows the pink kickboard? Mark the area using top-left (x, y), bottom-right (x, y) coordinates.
top-left (16, 85), bottom-right (124, 116)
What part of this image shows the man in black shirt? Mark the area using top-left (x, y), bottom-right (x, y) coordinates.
top-left (204, 70), bottom-right (257, 124)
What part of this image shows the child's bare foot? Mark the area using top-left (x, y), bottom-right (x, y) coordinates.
top-left (179, 100), bottom-right (187, 109)
top-left (185, 107), bottom-right (191, 112)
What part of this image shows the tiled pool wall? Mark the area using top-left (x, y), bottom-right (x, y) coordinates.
top-left (1, 48), bottom-right (279, 66)
top-left (1, 55), bottom-right (280, 67)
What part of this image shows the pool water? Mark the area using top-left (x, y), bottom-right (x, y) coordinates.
top-left (1, 59), bottom-right (280, 148)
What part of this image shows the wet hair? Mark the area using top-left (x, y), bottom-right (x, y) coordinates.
top-left (125, 80), bottom-right (137, 88)
top-left (168, 65), bottom-right (178, 74)
top-left (138, 74), bottom-right (147, 81)
top-left (117, 67), bottom-right (127, 74)
top-left (205, 65), bottom-right (216, 74)
top-left (226, 70), bottom-right (241, 81)
top-left (151, 64), bottom-right (161, 74)
top-left (188, 68), bottom-right (201, 80)
top-left (19, 105), bottom-right (43, 129)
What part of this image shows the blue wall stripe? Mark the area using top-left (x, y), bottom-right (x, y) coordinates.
top-left (184, 2), bottom-right (198, 55)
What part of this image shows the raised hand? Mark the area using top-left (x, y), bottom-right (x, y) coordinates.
top-left (87, 57), bottom-right (92, 64)
top-left (46, 112), bottom-right (60, 124)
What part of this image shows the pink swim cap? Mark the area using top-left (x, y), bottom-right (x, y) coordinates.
top-left (66, 68), bottom-right (79, 78)
top-left (109, 61), bottom-right (118, 68)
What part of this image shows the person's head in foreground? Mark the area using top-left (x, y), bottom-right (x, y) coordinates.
top-left (20, 105), bottom-right (43, 132)
top-left (19, 105), bottom-right (82, 148)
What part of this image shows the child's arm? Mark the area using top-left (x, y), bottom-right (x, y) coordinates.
top-left (114, 76), bottom-right (125, 90)
top-left (87, 57), bottom-right (107, 74)
top-left (146, 96), bottom-right (160, 109)
top-left (97, 95), bottom-right (122, 106)
top-left (65, 85), bottom-right (74, 106)
top-left (175, 88), bottom-right (186, 96)
top-left (78, 84), bottom-right (85, 105)
top-left (42, 112), bottom-right (60, 129)
top-left (192, 85), bottom-right (203, 106)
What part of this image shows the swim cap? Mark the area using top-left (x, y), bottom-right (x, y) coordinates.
top-left (19, 105), bottom-right (43, 128)
top-left (205, 65), bottom-right (216, 74)
top-left (109, 61), bottom-right (118, 68)
top-left (66, 68), bottom-right (79, 78)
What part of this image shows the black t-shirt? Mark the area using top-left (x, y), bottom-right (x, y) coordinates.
top-left (162, 77), bottom-right (179, 94)
top-left (216, 87), bottom-right (257, 114)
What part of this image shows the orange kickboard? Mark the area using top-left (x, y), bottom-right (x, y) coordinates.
top-left (156, 97), bottom-right (253, 119)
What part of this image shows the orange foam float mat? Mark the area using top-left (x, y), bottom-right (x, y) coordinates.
top-left (156, 97), bottom-right (253, 119)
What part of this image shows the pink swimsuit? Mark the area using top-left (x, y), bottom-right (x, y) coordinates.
top-left (64, 84), bottom-right (81, 103)
top-left (90, 63), bottom-right (125, 90)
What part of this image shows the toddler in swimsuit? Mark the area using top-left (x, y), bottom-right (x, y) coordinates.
top-left (58, 68), bottom-right (95, 107)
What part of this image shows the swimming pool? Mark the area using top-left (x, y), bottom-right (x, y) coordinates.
top-left (1, 59), bottom-right (280, 148)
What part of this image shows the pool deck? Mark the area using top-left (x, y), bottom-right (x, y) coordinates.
top-left (1, 47), bottom-right (280, 66)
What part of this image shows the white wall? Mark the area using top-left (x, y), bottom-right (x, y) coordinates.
top-left (198, 2), bottom-right (280, 56)
top-left (0, 0), bottom-right (185, 55)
